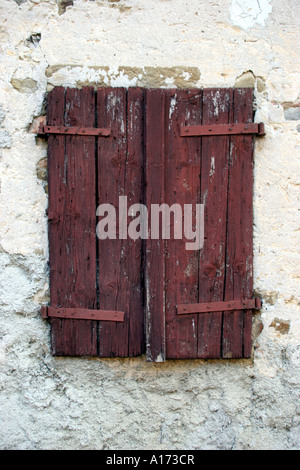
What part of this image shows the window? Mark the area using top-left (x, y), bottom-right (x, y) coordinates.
top-left (40, 86), bottom-right (263, 361)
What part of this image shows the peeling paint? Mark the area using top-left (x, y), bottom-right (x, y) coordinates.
top-left (155, 352), bottom-right (165, 363)
top-left (230, 0), bottom-right (272, 29)
top-left (209, 156), bottom-right (215, 178)
top-left (169, 96), bottom-right (177, 119)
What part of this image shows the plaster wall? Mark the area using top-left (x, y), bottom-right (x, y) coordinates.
top-left (0, 0), bottom-right (299, 450)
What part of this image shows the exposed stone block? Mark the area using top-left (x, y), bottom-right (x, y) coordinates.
top-left (57, 0), bottom-right (74, 15)
top-left (36, 157), bottom-right (48, 182)
top-left (234, 71), bottom-right (256, 88)
top-left (257, 76), bottom-right (266, 93)
top-left (270, 318), bottom-right (290, 335)
top-left (11, 78), bottom-right (38, 93)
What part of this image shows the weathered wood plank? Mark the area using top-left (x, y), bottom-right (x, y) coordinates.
top-left (222, 88), bottom-right (254, 358)
top-left (124, 87), bottom-right (145, 356)
top-left (144, 89), bottom-right (166, 362)
top-left (97, 88), bottom-right (128, 357)
top-left (47, 86), bottom-right (66, 355)
top-left (97, 88), bottom-right (145, 357)
top-left (164, 89), bottom-right (202, 359)
top-left (197, 89), bottom-right (232, 358)
top-left (48, 87), bottom-right (98, 356)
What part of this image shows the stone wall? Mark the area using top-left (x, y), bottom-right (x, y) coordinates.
top-left (0, 0), bottom-right (299, 450)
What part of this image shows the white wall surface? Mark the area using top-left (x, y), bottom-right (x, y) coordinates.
top-left (0, 0), bottom-right (299, 450)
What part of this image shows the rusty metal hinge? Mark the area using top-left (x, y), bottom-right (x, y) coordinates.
top-left (38, 125), bottom-right (111, 137)
top-left (177, 298), bottom-right (262, 315)
top-left (41, 306), bottom-right (125, 322)
top-left (180, 123), bottom-right (265, 137)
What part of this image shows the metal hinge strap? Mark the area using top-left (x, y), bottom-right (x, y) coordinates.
top-left (180, 123), bottom-right (265, 137)
top-left (41, 306), bottom-right (125, 322)
top-left (177, 298), bottom-right (262, 315)
top-left (38, 125), bottom-right (111, 137)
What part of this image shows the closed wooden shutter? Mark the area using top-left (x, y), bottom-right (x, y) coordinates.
top-left (145, 88), bottom-right (257, 361)
top-left (42, 86), bottom-right (261, 360)
top-left (45, 87), bottom-right (144, 357)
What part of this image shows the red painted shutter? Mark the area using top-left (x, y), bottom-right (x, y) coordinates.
top-left (45, 86), bottom-right (258, 360)
top-left (145, 88), bottom-right (256, 361)
top-left (46, 87), bottom-right (144, 356)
